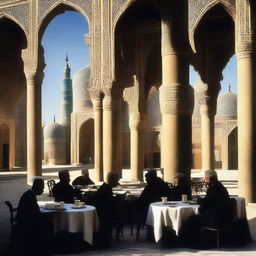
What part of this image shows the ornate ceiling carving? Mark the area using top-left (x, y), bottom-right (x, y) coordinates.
top-left (189, 0), bottom-right (235, 30)
top-left (0, 3), bottom-right (29, 32)
top-left (38, 0), bottom-right (92, 23)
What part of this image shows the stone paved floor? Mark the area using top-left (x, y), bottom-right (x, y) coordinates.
top-left (1, 172), bottom-right (256, 256)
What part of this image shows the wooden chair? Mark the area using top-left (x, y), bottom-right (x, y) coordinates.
top-left (47, 179), bottom-right (56, 197)
top-left (5, 201), bottom-right (18, 244)
top-left (201, 198), bottom-right (237, 250)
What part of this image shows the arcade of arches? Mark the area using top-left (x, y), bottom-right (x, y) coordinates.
top-left (0, 0), bottom-right (255, 203)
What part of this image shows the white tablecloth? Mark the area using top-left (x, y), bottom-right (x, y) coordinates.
top-left (146, 197), bottom-right (246, 243)
top-left (39, 202), bottom-right (99, 245)
top-left (234, 197), bottom-right (246, 218)
top-left (146, 201), bottom-right (199, 242)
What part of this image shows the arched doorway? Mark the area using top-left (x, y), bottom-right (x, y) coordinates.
top-left (79, 119), bottom-right (94, 164)
top-left (39, 3), bottom-right (90, 166)
top-left (228, 127), bottom-right (238, 170)
top-left (0, 124), bottom-right (10, 169)
top-left (0, 18), bottom-right (27, 169)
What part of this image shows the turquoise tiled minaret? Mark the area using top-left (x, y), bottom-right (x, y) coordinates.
top-left (61, 55), bottom-right (73, 125)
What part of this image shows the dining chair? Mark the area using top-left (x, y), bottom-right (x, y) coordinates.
top-left (200, 198), bottom-right (237, 250)
top-left (5, 201), bottom-right (18, 244)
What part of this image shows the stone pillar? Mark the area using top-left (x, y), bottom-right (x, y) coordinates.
top-left (200, 99), bottom-right (216, 170)
top-left (159, 0), bottom-right (194, 181)
top-left (195, 81), bottom-right (217, 170)
top-left (25, 71), bottom-right (42, 183)
top-left (236, 0), bottom-right (256, 202)
top-left (92, 98), bottom-right (103, 182)
top-left (129, 113), bottom-right (146, 181)
top-left (103, 93), bottom-right (122, 178)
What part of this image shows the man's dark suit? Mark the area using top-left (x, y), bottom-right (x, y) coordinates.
top-left (52, 182), bottom-right (82, 203)
top-left (94, 182), bottom-right (117, 248)
top-left (17, 190), bottom-right (42, 227)
top-left (16, 190), bottom-right (53, 254)
top-left (180, 180), bottom-right (232, 248)
top-left (198, 180), bottom-right (232, 227)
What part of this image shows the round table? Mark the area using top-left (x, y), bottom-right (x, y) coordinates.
top-left (146, 201), bottom-right (199, 242)
top-left (39, 202), bottom-right (99, 245)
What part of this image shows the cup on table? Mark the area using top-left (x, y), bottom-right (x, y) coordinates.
top-left (161, 197), bottom-right (168, 203)
top-left (74, 199), bottom-right (80, 207)
top-left (182, 194), bottom-right (188, 203)
top-left (59, 201), bottom-right (64, 209)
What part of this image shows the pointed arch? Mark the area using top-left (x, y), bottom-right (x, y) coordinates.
top-left (79, 118), bottom-right (94, 164)
top-left (0, 14), bottom-right (28, 47)
top-left (190, 0), bottom-right (236, 52)
top-left (38, 1), bottom-right (90, 40)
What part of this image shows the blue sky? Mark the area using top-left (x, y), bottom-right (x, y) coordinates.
top-left (41, 11), bottom-right (89, 124)
top-left (41, 11), bottom-right (237, 125)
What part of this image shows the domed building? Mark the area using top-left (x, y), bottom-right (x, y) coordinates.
top-left (192, 85), bottom-right (238, 170)
top-left (44, 120), bottom-right (67, 165)
top-left (71, 65), bottom-right (94, 165)
top-left (42, 59), bottom-right (238, 174)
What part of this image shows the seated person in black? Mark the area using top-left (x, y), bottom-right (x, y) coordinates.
top-left (169, 173), bottom-right (191, 201)
top-left (134, 168), bottom-right (171, 221)
top-left (52, 170), bottom-right (83, 203)
top-left (180, 170), bottom-right (233, 248)
top-left (94, 172), bottom-right (119, 248)
top-left (16, 178), bottom-right (53, 255)
top-left (72, 168), bottom-right (94, 187)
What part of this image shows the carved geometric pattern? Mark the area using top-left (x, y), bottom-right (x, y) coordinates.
top-left (189, 0), bottom-right (235, 30)
top-left (113, 0), bottom-right (129, 24)
top-left (0, 4), bottom-right (29, 32)
top-left (39, 0), bottom-right (92, 23)
top-left (236, 0), bottom-right (253, 52)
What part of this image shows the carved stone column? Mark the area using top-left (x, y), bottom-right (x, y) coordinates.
top-left (159, 0), bottom-right (194, 181)
top-left (129, 113), bottom-right (147, 181)
top-left (102, 89), bottom-right (122, 178)
top-left (236, 0), bottom-right (256, 203)
top-left (195, 80), bottom-right (217, 170)
top-left (25, 71), bottom-right (43, 183)
top-left (92, 97), bottom-right (103, 182)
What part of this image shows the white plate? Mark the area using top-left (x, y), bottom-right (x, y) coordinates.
top-left (44, 207), bottom-right (66, 210)
top-left (71, 205), bottom-right (86, 209)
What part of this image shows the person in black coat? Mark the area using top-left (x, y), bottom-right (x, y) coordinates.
top-left (52, 170), bottom-right (83, 203)
top-left (180, 170), bottom-right (232, 248)
top-left (197, 170), bottom-right (232, 227)
top-left (16, 178), bottom-right (53, 255)
top-left (169, 173), bottom-right (191, 201)
top-left (134, 169), bottom-right (171, 223)
top-left (72, 169), bottom-right (94, 187)
top-left (94, 172), bottom-right (119, 248)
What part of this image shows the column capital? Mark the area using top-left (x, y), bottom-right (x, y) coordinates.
top-left (103, 96), bottom-right (121, 111)
top-left (194, 80), bottom-right (218, 116)
top-left (92, 98), bottom-right (102, 111)
top-left (25, 70), bottom-right (44, 85)
top-left (159, 84), bottom-right (194, 115)
top-left (129, 113), bottom-right (147, 130)
top-left (235, 0), bottom-right (256, 54)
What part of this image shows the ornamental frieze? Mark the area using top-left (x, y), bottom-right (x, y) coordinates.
top-left (236, 0), bottom-right (254, 52)
top-left (189, 0), bottom-right (235, 30)
top-left (0, 3), bottom-right (29, 31)
top-left (112, 0), bottom-right (131, 25)
top-left (39, 0), bottom-right (92, 23)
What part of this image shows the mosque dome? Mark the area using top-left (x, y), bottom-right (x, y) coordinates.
top-left (72, 65), bottom-right (92, 112)
top-left (216, 89), bottom-right (237, 120)
top-left (44, 122), bottom-right (66, 140)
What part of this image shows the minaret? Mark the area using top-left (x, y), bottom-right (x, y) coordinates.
top-left (61, 55), bottom-right (73, 125)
